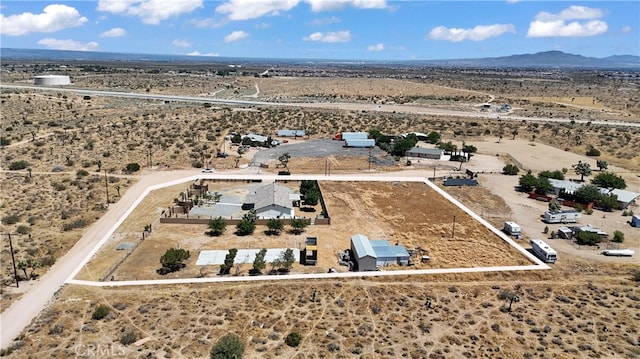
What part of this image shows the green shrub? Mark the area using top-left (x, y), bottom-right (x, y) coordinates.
top-left (120, 330), bottom-right (138, 345)
top-left (92, 305), bottom-right (111, 320)
top-left (16, 225), bottom-right (31, 235)
top-left (2, 213), bottom-right (21, 225)
top-left (9, 160), bottom-right (29, 170)
top-left (285, 332), bottom-right (302, 347)
top-left (211, 333), bottom-right (245, 359)
top-left (575, 231), bottom-right (601, 245)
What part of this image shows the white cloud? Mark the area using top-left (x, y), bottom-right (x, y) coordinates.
top-left (255, 22), bottom-right (271, 29)
top-left (0, 4), bottom-right (87, 36)
top-left (38, 38), bottom-right (99, 51)
top-left (172, 39), bottom-right (192, 47)
top-left (621, 25), bottom-right (631, 33)
top-left (304, 30), bottom-right (352, 42)
top-left (505, 0), bottom-right (520, 3)
top-left (99, 27), bottom-right (126, 38)
top-left (308, 16), bottom-right (341, 26)
top-left (187, 51), bottom-right (219, 57)
top-left (97, 0), bottom-right (203, 25)
top-left (215, 0), bottom-right (385, 21)
top-left (368, 43), bottom-right (384, 51)
top-left (527, 6), bottom-right (607, 38)
top-left (429, 24), bottom-right (515, 42)
top-left (305, 0), bottom-right (386, 12)
top-left (224, 30), bottom-right (249, 43)
top-left (216, 0), bottom-right (299, 21)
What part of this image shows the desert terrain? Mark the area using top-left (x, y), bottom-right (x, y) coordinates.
top-left (1, 61), bottom-right (639, 358)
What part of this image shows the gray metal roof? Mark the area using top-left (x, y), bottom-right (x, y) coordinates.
top-left (245, 182), bottom-right (293, 212)
top-left (406, 147), bottom-right (443, 155)
top-left (277, 129), bottom-right (305, 137)
top-left (370, 240), bottom-right (410, 258)
top-left (351, 234), bottom-right (376, 259)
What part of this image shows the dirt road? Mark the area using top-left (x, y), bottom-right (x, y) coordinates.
top-left (0, 169), bottom-right (197, 349)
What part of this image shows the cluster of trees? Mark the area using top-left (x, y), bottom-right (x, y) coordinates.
top-left (300, 180), bottom-right (319, 207)
top-left (208, 212), bottom-right (308, 237)
top-left (219, 247), bottom-right (296, 276)
top-left (368, 129), bottom-right (418, 156)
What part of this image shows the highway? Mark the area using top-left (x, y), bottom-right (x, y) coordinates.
top-left (2, 84), bottom-right (639, 128)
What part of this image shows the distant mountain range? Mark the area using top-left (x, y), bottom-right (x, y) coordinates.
top-left (1, 48), bottom-right (638, 69)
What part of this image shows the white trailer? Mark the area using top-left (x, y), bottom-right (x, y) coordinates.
top-left (530, 239), bottom-right (558, 263)
top-left (503, 221), bottom-right (522, 238)
top-left (543, 210), bottom-right (581, 224)
top-left (602, 249), bottom-right (635, 257)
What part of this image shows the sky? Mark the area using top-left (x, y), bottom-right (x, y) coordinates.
top-left (1, 1), bottom-right (638, 60)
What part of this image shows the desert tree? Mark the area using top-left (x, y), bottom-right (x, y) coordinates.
top-left (158, 248), bottom-right (190, 274)
top-left (251, 248), bottom-right (267, 275)
top-left (591, 172), bottom-right (626, 189)
top-left (596, 193), bottom-right (618, 212)
top-left (210, 333), bottom-right (245, 359)
top-left (208, 217), bottom-right (227, 236)
top-left (574, 184), bottom-right (602, 205)
top-left (502, 164), bottom-right (519, 175)
top-left (596, 160), bottom-right (608, 171)
top-left (278, 152), bottom-right (291, 171)
top-left (266, 218), bottom-right (284, 235)
top-left (572, 161), bottom-right (592, 182)
top-left (236, 210), bottom-right (257, 235)
top-left (280, 248), bottom-right (296, 272)
top-left (518, 171), bottom-right (538, 192)
top-left (290, 218), bottom-right (308, 234)
top-left (220, 248), bottom-right (238, 275)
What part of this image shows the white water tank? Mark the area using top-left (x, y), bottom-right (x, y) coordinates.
top-left (34, 75), bottom-right (70, 86)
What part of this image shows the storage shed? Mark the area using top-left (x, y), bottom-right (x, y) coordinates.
top-left (370, 240), bottom-right (410, 266)
top-left (277, 129), bottom-right (305, 137)
top-left (405, 147), bottom-right (445, 160)
top-left (350, 234), bottom-right (377, 271)
top-left (632, 214), bottom-right (640, 228)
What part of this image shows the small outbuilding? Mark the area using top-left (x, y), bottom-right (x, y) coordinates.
top-left (370, 240), bottom-right (410, 267)
top-left (443, 177), bottom-right (479, 186)
top-left (350, 234), bottom-right (377, 272)
top-left (277, 129), bottom-right (305, 138)
top-left (405, 147), bottom-right (445, 160)
top-left (632, 214), bottom-right (640, 228)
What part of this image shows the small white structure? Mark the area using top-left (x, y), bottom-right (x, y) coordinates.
top-left (344, 139), bottom-right (375, 148)
top-left (543, 210), bottom-right (581, 224)
top-left (530, 239), bottom-right (558, 263)
top-left (503, 221), bottom-right (522, 237)
top-left (601, 249), bottom-right (635, 257)
top-left (34, 75), bottom-right (70, 86)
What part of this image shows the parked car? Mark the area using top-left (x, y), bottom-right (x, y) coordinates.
top-left (201, 168), bottom-right (213, 173)
top-left (216, 152), bottom-right (228, 158)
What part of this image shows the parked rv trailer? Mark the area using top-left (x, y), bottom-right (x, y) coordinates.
top-left (601, 249), bottom-right (635, 257)
top-left (530, 239), bottom-right (558, 263)
top-left (543, 210), bottom-right (581, 224)
top-left (503, 221), bottom-right (522, 237)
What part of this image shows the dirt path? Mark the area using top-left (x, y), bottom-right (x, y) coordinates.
top-left (0, 169), bottom-right (198, 348)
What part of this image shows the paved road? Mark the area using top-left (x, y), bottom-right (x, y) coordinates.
top-left (2, 84), bottom-right (639, 128)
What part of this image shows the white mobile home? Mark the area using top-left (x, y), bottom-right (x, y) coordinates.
top-left (543, 210), bottom-right (581, 224)
top-left (530, 239), bottom-right (558, 263)
top-left (601, 249), bottom-right (635, 257)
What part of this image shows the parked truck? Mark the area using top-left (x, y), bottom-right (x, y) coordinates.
top-left (503, 221), bottom-right (522, 239)
top-left (543, 210), bottom-right (581, 224)
top-left (530, 239), bottom-right (558, 263)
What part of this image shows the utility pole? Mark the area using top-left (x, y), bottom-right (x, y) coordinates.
top-left (4, 232), bottom-right (19, 287)
top-left (104, 170), bottom-right (109, 204)
top-left (368, 148), bottom-right (372, 171)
